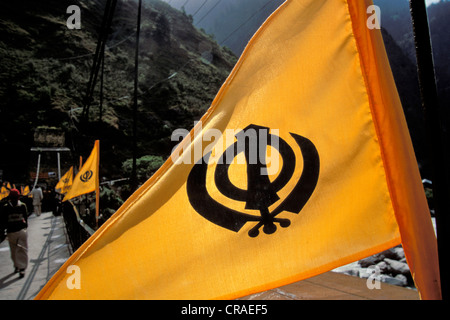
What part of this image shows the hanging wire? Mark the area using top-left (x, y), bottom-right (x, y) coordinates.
top-left (192, 0), bottom-right (208, 18)
top-left (219, 0), bottom-right (276, 47)
top-left (195, 0), bottom-right (223, 25)
top-left (56, 32), bottom-right (135, 61)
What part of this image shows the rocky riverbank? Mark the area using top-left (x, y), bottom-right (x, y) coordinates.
top-left (333, 245), bottom-right (415, 289)
top-left (332, 218), bottom-right (436, 290)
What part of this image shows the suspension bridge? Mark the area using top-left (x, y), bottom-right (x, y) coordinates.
top-left (0, 209), bottom-right (419, 300)
top-left (0, 211), bottom-right (71, 300)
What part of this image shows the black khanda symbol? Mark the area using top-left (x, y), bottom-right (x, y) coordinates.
top-left (187, 124), bottom-right (320, 237)
top-left (80, 170), bottom-right (93, 183)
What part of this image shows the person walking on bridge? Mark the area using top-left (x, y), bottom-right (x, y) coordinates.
top-left (31, 185), bottom-right (43, 217)
top-left (0, 189), bottom-right (28, 278)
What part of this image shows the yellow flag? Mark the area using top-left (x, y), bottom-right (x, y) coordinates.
top-left (23, 185), bottom-right (30, 196)
top-left (0, 186), bottom-right (9, 200)
top-left (36, 0), bottom-right (440, 300)
top-left (62, 141), bottom-right (99, 202)
top-left (55, 167), bottom-right (74, 194)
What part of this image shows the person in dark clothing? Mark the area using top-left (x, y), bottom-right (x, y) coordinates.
top-left (0, 189), bottom-right (28, 278)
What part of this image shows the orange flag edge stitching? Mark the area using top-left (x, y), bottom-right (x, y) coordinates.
top-left (346, 0), bottom-right (441, 300)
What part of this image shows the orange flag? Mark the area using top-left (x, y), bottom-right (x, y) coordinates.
top-left (36, 0), bottom-right (440, 300)
top-left (63, 141), bottom-right (99, 202)
top-left (0, 186), bottom-right (9, 200)
top-left (55, 167), bottom-right (74, 194)
top-left (22, 185), bottom-right (30, 196)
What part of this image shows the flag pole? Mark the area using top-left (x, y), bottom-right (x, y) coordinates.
top-left (131, 0), bottom-right (142, 192)
top-left (409, 0), bottom-right (450, 299)
top-left (95, 140), bottom-right (100, 229)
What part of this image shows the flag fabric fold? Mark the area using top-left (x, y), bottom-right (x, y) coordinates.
top-left (55, 167), bottom-right (74, 195)
top-left (36, 0), bottom-right (440, 300)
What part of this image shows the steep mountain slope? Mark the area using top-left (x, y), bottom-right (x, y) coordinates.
top-left (374, 0), bottom-right (450, 109)
top-left (0, 0), bottom-right (237, 182)
top-left (1, 0), bottom-right (448, 185)
top-left (167, 0), bottom-right (449, 178)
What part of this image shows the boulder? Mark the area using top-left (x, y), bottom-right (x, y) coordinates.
top-left (379, 246), bottom-right (405, 260)
top-left (379, 274), bottom-right (407, 287)
top-left (359, 268), bottom-right (371, 279)
top-left (384, 258), bottom-right (410, 275)
top-left (359, 254), bottom-right (384, 267)
top-left (332, 263), bottom-right (360, 277)
top-left (375, 261), bottom-right (390, 274)
top-left (394, 274), bottom-right (409, 287)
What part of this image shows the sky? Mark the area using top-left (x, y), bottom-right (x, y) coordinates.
top-left (426, 0), bottom-right (441, 5)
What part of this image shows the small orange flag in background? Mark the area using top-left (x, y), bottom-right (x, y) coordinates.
top-left (22, 185), bottom-right (30, 196)
top-left (55, 167), bottom-right (74, 195)
top-left (0, 186), bottom-right (9, 201)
